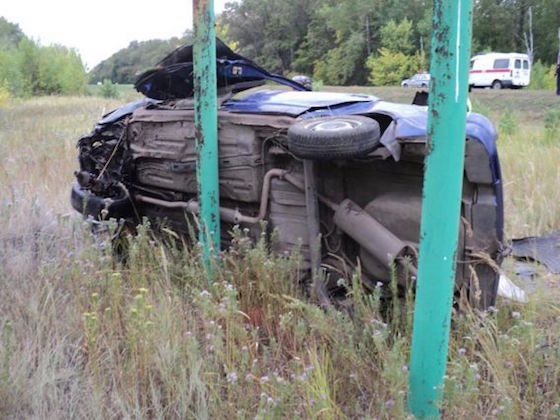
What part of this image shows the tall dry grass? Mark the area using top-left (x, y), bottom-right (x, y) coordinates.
top-left (0, 93), bottom-right (559, 418)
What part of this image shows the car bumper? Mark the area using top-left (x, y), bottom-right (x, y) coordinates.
top-left (71, 182), bottom-right (132, 220)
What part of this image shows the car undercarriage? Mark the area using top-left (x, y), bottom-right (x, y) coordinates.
top-left (72, 40), bottom-right (504, 309)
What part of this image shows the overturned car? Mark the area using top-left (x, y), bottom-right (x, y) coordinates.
top-left (72, 40), bottom-right (504, 308)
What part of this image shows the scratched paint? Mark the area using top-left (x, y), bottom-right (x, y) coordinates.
top-left (408, 0), bottom-right (474, 418)
top-left (193, 0), bottom-right (220, 268)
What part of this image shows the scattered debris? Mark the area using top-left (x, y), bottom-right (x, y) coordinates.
top-left (497, 272), bottom-right (528, 303)
top-left (511, 230), bottom-right (560, 274)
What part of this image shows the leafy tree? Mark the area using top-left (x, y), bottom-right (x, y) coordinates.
top-left (35, 45), bottom-right (87, 95)
top-left (528, 60), bottom-right (555, 89)
top-left (367, 48), bottom-right (421, 85)
top-left (532, 0), bottom-right (560, 64)
top-left (314, 32), bottom-right (368, 85)
top-left (367, 18), bottom-right (422, 86)
top-left (215, 17), bottom-right (239, 51)
top-left (379, 19), bottom-right (416, 55)
top-left (0, 48), bottom-right (26, 96)
top-left (222, 0), bottom-right (316, 73)
top-left (0, 17), bottom-right (25, 48)
top-left (0, 18), bottom-right (87, 97)
top-left (100, 79), bottom-right (119, 98)
top-left (88, 36), bottom-right (192, 84)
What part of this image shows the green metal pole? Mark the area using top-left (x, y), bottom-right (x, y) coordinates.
top-left (408, 0), bottom-right (473, 418)
top-left (193, 0), bottom-right (220, 265)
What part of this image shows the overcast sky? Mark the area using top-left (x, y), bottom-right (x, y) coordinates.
top-left (1, 0), bottom-right (232, 70)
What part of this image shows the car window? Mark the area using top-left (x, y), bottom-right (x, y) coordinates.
top-left (470, 60), bottom-right (474, 69)
top-left (493, 59), bottom-right (509, 69)
top-left (523, 60), bottom-right (529, 69)
top-left (514, 59), bottom-right (521, 69)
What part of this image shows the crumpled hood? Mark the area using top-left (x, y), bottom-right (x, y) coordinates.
top-left (134, 39), bottom-right (308, 100)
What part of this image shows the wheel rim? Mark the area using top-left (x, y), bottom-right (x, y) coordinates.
top-left (306, 119), bottom-right (360, 132)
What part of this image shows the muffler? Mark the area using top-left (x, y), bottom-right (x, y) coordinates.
top-left (333, 199), bottom-right (417, 286)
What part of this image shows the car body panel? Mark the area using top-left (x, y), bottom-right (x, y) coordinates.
top-left (135, 39), bottom-right (309, 100)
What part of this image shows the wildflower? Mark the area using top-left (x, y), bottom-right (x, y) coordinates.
top-left (200, 290), bottom-right (211, 297)
top-left (260, 375), bottom-right (269, 383)
top-left (511, 311), bottom-right (521, 319)
top-left (226, 372), bottom-right (238, 384)
top-left (385, 399), bottom-right (395, 408)
top-left (401, 365), bottom-right (408, 372)
top-left (458, 347), bottom-right (467, 356)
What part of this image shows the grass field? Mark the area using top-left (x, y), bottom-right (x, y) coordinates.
top-left (1, 89), bottom-right (560, 418)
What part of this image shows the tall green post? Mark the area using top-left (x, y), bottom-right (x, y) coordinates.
top-left (193, 0), bottom-right (220, 265)
top-left (408, 0), bottom-right (473, 417)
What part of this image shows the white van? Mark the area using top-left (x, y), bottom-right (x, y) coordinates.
top-left (469, 52), bottom-right (531, 89)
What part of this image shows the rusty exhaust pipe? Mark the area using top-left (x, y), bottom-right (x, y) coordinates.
top-left (333, 199), bottom-right (417, 286)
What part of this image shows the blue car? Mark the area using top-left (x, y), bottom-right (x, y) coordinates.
top-left (72, 40), bottom-right (503, 308)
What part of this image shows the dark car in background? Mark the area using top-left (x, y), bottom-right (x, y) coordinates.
top-left (71, 40), bottom-right (504, 308)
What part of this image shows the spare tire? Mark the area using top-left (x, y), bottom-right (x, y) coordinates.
top-left (287, 115), bottom-right (381, 160)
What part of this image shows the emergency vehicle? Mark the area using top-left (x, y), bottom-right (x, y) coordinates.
top-left (469, 52), bottom-right (531, 89)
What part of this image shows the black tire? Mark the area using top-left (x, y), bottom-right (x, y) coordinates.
top-left (491, 80), bottom-right (502, 89)
top-left (403, 83), bottom-right (409, 88)
top-left (287, 115), bottom-right (381, 160)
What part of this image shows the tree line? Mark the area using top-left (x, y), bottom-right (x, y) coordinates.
top-left (0, 18), bottom-right (87, 97)
top-left (220, 0), bottom-right (560, 85)
top-left (88, 35), bottom-right (193, 85)
top-left (2, 0), bottom-right (560, 97)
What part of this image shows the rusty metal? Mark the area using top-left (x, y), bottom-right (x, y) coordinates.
top-left (333, 199), bottom-right (417, 285)
top-left (134, 169), bottom-right (288, 225)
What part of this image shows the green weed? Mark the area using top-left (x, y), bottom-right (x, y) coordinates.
top-left (0, 94), bottom-right (559, 418)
